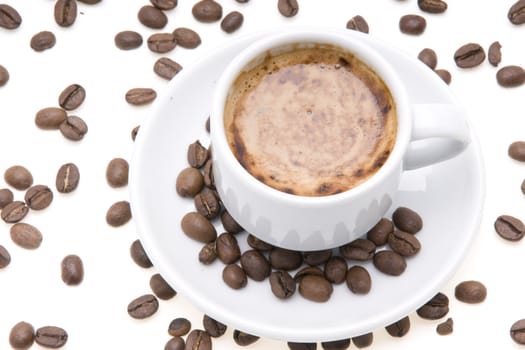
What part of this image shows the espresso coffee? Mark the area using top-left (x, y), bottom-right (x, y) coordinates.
top-left (224, 44), bottom-right (397, 196)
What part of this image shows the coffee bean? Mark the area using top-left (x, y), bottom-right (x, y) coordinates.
top-left (164, 337), bottom-right (185, 350)
top-left (373, 250), bottom-right (406, 276)
top-left (56, 162), bottom-right (80, 193)
top-left (130, 239), bottom-right (153, 268)
top-left (176, 167), bottom-right (204, 197)
top-left (106, 200), bottom-right (132, 227)
top-left (10, 223), bottom-right (42, 249)
top-left (186, 329), bottom-right (212, 350)
top-left (346, 15), bottom-right (369, 33)
top-left (151, 0), bottom-right (177, 10)
top-left (303, 249), bottom-right (332, 266)
top-left (2, 201), bottom-right (29, 223)
top-left (147, 32), bottom-right (176, 53)
top-left (9, 321), bottom-right (34, 349)
top-left (508, 0), bottom-right (525, 25)
top-left (192, 0), bottom-right (223, 23)
top-left (247, 234), bottom-right (273, 251)
top-left (0, 187), bottom-right (14, 209)
top-left (199, 242), bottom-right (217, 264)
top-left (154, 57), bottom-right (182, 80)
top-left (240, 249), bottom-right (271, 281)
top-left (233, 330), bottom-right (259, 346)
top-left (298, 274), bottom-right (333, 302)
top-left (339, 238), bottom-right (375, 261)
top-left (58, 83), bottom-right (86, 110)
top-left (488, 41), bottom-right (502, 67)
top-left (203, 315), bottom-right (227, 337)
top-left (399, 15), bottom-right (426, 35)
top-left (435, 69), bottom-right (452, 84)
top-left (509, 141), bottom-right (525, 161)
top-left (30, 31), bottom-right (56, 52)
top-left (127, 294), bottom-right (159, 319)
top-left (392, 207), bottom-right (423, 234)
top-left (173, 27), bottom-right (201, 48)
top-left (418, 0), bottom-right (447, 13)
top-left (278, 0), bottom-right (299, 17)
top-left (131, 125), bottom-right (140, 141)
top-left (454, 43), bottom-right (486, 68)
top-left (168, 317), bottom-right (191, 337)
top-left (436, 317), bottom-right (454, 335)
top-left (269, 270), bottom-right (296, 299)
top-left (366, 218), bottom-right (393, 246)
top-left (150, 273), bottom-right (176, 299)
top-left (203, 159), bottom-right (215, 189)
top-left (216, 232), bottom-right (241, 264)
top-left (416, 292), bottom-right (449, 319)
top-left (223, 263), bottom-right (247, 289)
top-left (0, 4), bottom-right (22, 29)
top-left (5, 165), bottom-right (33, 190)
top-left (194, 189), bottom-right (220, 219)
top-left (35, 326), bottom-right (68, 348)
top-left (0, 244), bottom-right (10, 268)
top-left (54, 0), bottom-right (77, 27)
top-left (324, 256), bottom-right (348, 284)
top-left (221, 11), bottom-right (243, 33)
top-left (385, 316), bottom-right (410, 337)
top-left (321, 339), bottom-right (351, 350)
top-left (269, 247), bottom-right (303, 270)
top-left (0, 64), bottom-right (9, 86)
top-left (25, 185), bottom-right (53, 210)
top-left (61, 254), bottom-right (84, 285)
top-left (497, 65), bottom-right (525, 87)
top-left (352, 333), bottom-right (373, 348)
top-left (388, 230), bottom-right (421, 256)
top-left (106, 158), bottom-right (129, 187)
top-left (454, 280), bottom-right (487, 303)
top-left (494, 215), bottom-right (525, 241)
top-left (138, 5), bottom-right (168, 29)
top-left (187, 140), bottom-right (209, 168)
top-left (221, 210), bottom-right (243, 233)
top-left (35, 107), bottom-right (67, 130)
top-left (294, 266), bottom-right (324, 282)
top-left (418, 48), bottom-right (438, 69)
top-left (287, 342), bottom-right (317, 350)
top-left (60, 115), bottom-right (88, 141)
top-left (125, 87), bottom-right (157, 105)
top-left (511, 319), bottom-right (525, 344)
top-left (114, 31), bottom-right (143, 50)
top-left (181, 212), bottom-right (217, 243)
top-left (346, 265), bottom-right (371, 294)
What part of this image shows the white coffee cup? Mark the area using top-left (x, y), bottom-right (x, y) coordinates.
top-left (210, 29), bottom-right (470, 251)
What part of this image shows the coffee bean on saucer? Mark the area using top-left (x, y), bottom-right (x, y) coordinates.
top-left (508, 0), bottom-right (525, 25)
top-left (511, 319), bottom-right (525, 344)
top-left (298, 274), bottom-right (333, 302)
top-left (56, 162), bottom-right (80, 193)
top-left (339, 239), bottom-right (375, 261)
top-left (418, 0), bottom-right (447, 13)
top-left (321, 338), bottom-right (351, 350)
top-left (497, 66), bottom-right (525, 87)
top-left (61, 254), bottom-right (84, 285)
top-left (30, 31), bottom-right (56, 52)
top-left (346, 15), bottom-right (369, 33)
top-left (418, 48), bottom-right (438, 69)
top-left (216, 232), bottom-right (241, 264)
top-left (5, 165), bottom-right (33, 190)
top-left (10, 223), bottom-right (42, 249)
top-left (392, 207), bottom-right (423, 234)
top-left (194, 189), bottom-right (221, 219)
top-left (367, 218), bottom-right (394, 246)
top-left (176, 167), bottom-right (204, 197)
top-left (106, 158), bottom-right (129, 188)
top-left (346, 265), bottom-right (372, 294)
top-left (269, 247), bottom-right (303, 270)
top-left (60, 115), bottom-right (88, 141)
top-left (125, 88), bottom-right (157, 105)
top-left (59, 84), bottom-right (86, 111)
top-left (0, 64), bottom-right (9, 86)
top-left (203, 314), bottom-right (227, 337)
top-left (385, 316), bottom-right (411, 337)
top-left (127, 294), bottom-right (159, 319)
top-left (240, 249), bottom-right (271, 281)
top-left (324, 256), bottom-right (348, 284)
top-left (35, 326), bottom-right (68, 348)
top-left (454, 43), bottom-right (486, 68)
top-left (223, 263), bottom-right (247, 289)
top-left (0, 245), bottom-right (11, 268)
top-left (352, 332), bottom-right (373, 348)
top-left (150, 273), bottom-right (176, 300)
top-left (287, 342), bottom-right (316, 350)
top-left (54, 0), bottom-right (77, 27)
top-left (221, 210), bottom-right (243, 233)
top-left (388, 230), bottom-right (421, 256)
top-left (2, 201), bottom-right (29, 223)
top-left (436, 317), bottom-right (454, 335)
top-left (278, 0), bottom-right (299, 17)
top-left (168, 317), bottom-right (191, 337)
top-left (154, 57), bottom-right (182, 80)
top-left (130, 239), bottom-right (153, 268)
top-left (416, 292), bottom-right (449, 319)
top-left (150, 0), bottom-right (177, 11)
top-left (164, 337), bottom-right (185, 350)
top-left (181, 212), bottom-right (217, 243)
top-left (303, 249), bottom-right (332, 266)
top-left (35, 107), bottom-right (67, 130)
top-left (454, 280), bottom-right (487, 303)
top-left (494, 215), bottom-right (525, 241)
top-left (269, 270), bottom-right (296, 299)
top-left (188, 140), bottom-right (209, 168)
top-left (203, 159), bottom-right (215, 189)
top-left (0, 188), bottom-right (14, 209)
top-left (138, 5), bottom-right (168, 29)
top-left (106, 201), bottom-right (132, 227)
top-left (0, 4), bottom-right (22, 29)
top-left (186, 329), bottom-right (212, 350)
top-left (399, 15), bottom-right (426, 35)
top-left (373, 250), bottom-right (406, 276)
top-left (147, 32), bottom-right (176, 53)
top-left (247, 234), bottom-right (273, 251)
top-left (221, 11), bottom-right (243, 33)
top-left (192, 0), bottom-right (223, 22)
top-left (199, 242), bottom-right (217, 264)
top-left (488, 41), bottom-right (502, 67)
top-left (233, 330), bottom-right (259, 346)
top-left (25, 185), bottom-right (53, 210)
top-left (9, 321), bottom-right (35, 349)
top-left (114, 31), bottom-right (143, 50)
top-left (172, 27), bottom-right (201, 48)
top-left (131, 125), bottom-right (140, 141)
top-left (435, 69), bottom-right (452, 84)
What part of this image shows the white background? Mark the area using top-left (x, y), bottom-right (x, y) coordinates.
top-left (1, 0), bottom-right (525, 349)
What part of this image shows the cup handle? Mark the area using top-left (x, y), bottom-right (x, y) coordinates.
top-left (403, 104), bottom-right (471, 170)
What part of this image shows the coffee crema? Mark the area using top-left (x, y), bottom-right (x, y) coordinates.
top-left (224, 44), bottom-right (397, 196)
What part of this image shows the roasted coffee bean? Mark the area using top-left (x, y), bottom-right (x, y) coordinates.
top-left (203, 159), bottom-right (215, 189)
top-left (435, 69), bottom-right (452, 84)
top-left (154, 57), bottom-right (182, 80)
top-left (0, 244), bottom-right (10, 268)
top-left (35, 326), bottom-right (68, 348)
top-left (30, 31), bottom-right (56, 52)
top-left (186, 329), bottom-right (212, 350)
top-left (418, 48), bottom-right (438, 69)
top-left (497, 65), bottom-right (525, 87)
top-left (168, 317), bottom-right (191, 337)
top-left (61, 254), bottom-right (84, 285)
top-left (2, 201), bottom-right (29, 223)
top-left (399, 15), bottom-right (426, 35)
top-left (303, 249), bottom-right (332, 266)
top-left (346, 15), bottom-right (369, 33)
top-left (240, 249), bottom-right (271, 281)
top-left (188, 140), bottom-right (209, 168)
top-left (454, 280), bottom-right (487, 303)
top-left (172, 27), bottom-right (201, 49)
top-left (0, 4), bottom-right (22, 29)
top-left (138, 5), bottom-right (168, 29)
top-left (203, 315), bottom-right (227, 337)
top-left (199, 242), bottom-right (217, 264)
top-left (508, 0), bottom-right (525, 25)
top-left (509, 141), bottom-right (525, 161)
top-left (352, 333), bottom-right (373, 348)
top-left (216, 232), bottom-right (241, 264)
top-left (324, 256), bottom-right (348, 284)
top-left (339, 239), bottom-right (375, 261)
top-left (25, 185), bottom-right (53, 210)
top-left (131, 125), bottom-right (140, 141)
top-left (321, 339), bottom-right (350, 350)
top-left (346, 265), bottom-right (371, 294)
top-left (192, 0), bottom-right (223, 22)
top-left (373, 250), bottom-right (406, 276)
top-left (221, 210), bottom-right (243, 233)
top-left (385, 316), bottom-right (410, 337)
top-left (127, 294), bottom-right (159, 319)
top-left (0, 64), bottom-right (9, 86)
top-left (181, 212), bottom-right (217, 243)
top-left (164, 337), bottom-right (185, 350)
top-left (223, 263), bottom-right (247, 289)
top-left (221, 11), bottom-right (243, 33)
top-left (114, 31), bottom-right (143, 50)
top-left (0, 187), bottom-right (13, 208)
top-left (494, 215), bottom-right (525, 241)
top-left (194, 189), bottom-right (220, 219)
top-left (130, 239), bottom-right (153, 268)
top-left (234, 330), bottom-right (259, 346)
top-left (54, 0), bottom-right (77, 27)
top-left (106, 200), bottom-right (132, 227)
top-left (278, 0), bottom-right (299, 17)
top-left (35, 107), bottom-right (67, 129)
top-left (247, 234), bottom-right (273, 251)
top-left (59, 83), bottom-right (86, 110)
top-left (147, 32), bottom-right (176, 53)
top-left (269, 270), bottom-right (296, 299)
top-left (418, 0), bottom-right (447, 13)
top-left (56, 162), bottom-right (80, 193)
top-left (488, 41), bottom-right (502, 67)
top-left (288, 342), bottom-right (317, 350)
top-left (5, 165), bottom-right (33, 190)
top-left (298, 274), bottom-right (333, 302)
top-left (367, 218), bottom-right (393, 246)
top-left (9, 321), bottom-right (34, 349)
top-left (416, 292), bottom-right (449, 319)
top-left (511, 319), bottom-right (525, 344)
top-left (392, 207), bottom-right (423, 234)
top-left (454, 43), bottom-right (486, 68)
top-left (294, 266), bottom-right (324, 282)
top-left (176, 167), bottom-right (204, 197)
top-left (388, 230), bottom-right (421, 256)
top-left (151, 0), bottom-right (177, 10)
top-left (436, 317), bottom-right (454, 335)
top-left (150, 273), bottom-right (176, 299)
top-left (59, 115), bottom-right (88, 141)
top-left (10, 223), bottom-right (42, 249)
top-left (269, 248), bottom-right (303, 270)
top-left (106, 158), bottom-right (129, 188)
top-left (125, 87), bottom-right (157, 105)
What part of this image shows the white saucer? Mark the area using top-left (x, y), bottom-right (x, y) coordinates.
top-left (129, 28), bottom-right (485, 342)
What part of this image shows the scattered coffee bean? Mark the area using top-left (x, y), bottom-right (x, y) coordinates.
top-left (287, 342), bottom-right (317, 350)
top-left (130, 239), bottom-right (153, 268)
top-left (269, 247), bottom-right (303, 270)
top-left (154, 57), bottom-right (183, 80)
top-left (508, 0), bottom-right (525, 25)
top-left (192, 0), bottom-right (223, 23)
top-left (58, 83), bottom-right (86, 111)
top-left (176, 167), bottom-right (204, 197)
top-left (488, 41), bottom-right (502, 67)
top-left (0, 244), bottom-right (10, 268)
top-left (509, 141), bottom-right (525, 161)
top-left (221, 210), bottom-right (243, 233)
top-left (418, 0), bottom-right (447, 13)
top-left (172, 27), bottom-right (201, 49)
top-left (418, 48), bottom-right (438, 69)
top-left (9, 321), bottom-right (34, 349)
top-left (388, 230), bottom-right (421, 256)
top-left (150, 273), bottom-right (176, 299)
top-left (138, 5), bottom-right (168, 29)
top-left (168, 317), bottom-right (191, 337)
top-left (194, 189), bottom-right (220, 219)
top-left (454, 280), bottom-right (487, 303)
top-left (223, 263), bottom-right (247, 289)
top-left (392, 207), bottom-right (423, 234)
top-left (0, 64), bottom-right (9, 86)
top-left (303, 249), bottom-right (332, 266)
top-left (114, 30), bottom-right (143, 50)
top-left (127, 294), bottom-right (159, 319)
top-left (321, 339), bottom-right (351, 350)
top-left (247, 234), bottom-right (273, 251)
top-left (30, 31), bottom-right (56, 52)
top-left (61, 254), bottom-right (84, 285)
top-left (188, 140), bottom-right (209, 168)
top-left (56, 162), bottom-right (80, 193)
top-left (54, 0), bottom-right (78, 27)
top-left (59, 115), bottom-right (88, 141)
top-left (203, 159), bottom-right (215, 189)
top-left (240, 249), bottom-right (271, 281)
top-left (373, 250), bottom-right (406, 276)
top-left (269, 270), bottom-right (296, 299)
top-left (35, 107), bottom-right (67, 130)
top-left (5, 165), bottom-right (33, 190)
top-left (399, 14), bottom-right (426, 35)
top-left (221, 11), bottom-right (243, 33)
top-left (339, 239), bottom-right (375, 261)
top-left (131, 125), bottom-right (140, 141)
top-left (181, 212), bottom-right (217, 243)
top-left (199, 242), bottom-right (217, 264)
top-left (0, 4), bottom-right (22, 29)
top-left (298, 274), bottom-right (333, 302)
top-left (216, 232), bottom-right (241, 264)
top-left (233, 330), bottom-right (259, 346)
top-left (324, 256), bottom-right (348, 284)
top-left (494, 215), bottom-right (525, 241)
top-left (346, 15), bottom-right (369, 33)
top-left (385, 316), bottom-right (410, 337)
top-left (151, 0), bottom-right (177, 10)
top-left (366, 218), bottom-right (393, 246)
top-left (278, 0), bottom-right (299, 17)
top-left (35, 326), bottom-right (68, 348)
top-left (147, 32), bottom-right (176, 53)
top-left (511, 319), bottom-right (525, 344)
top-left (346, 265), bottom-right (371, 294)
top-left (416, 292), bottom-right (449, 319)
top-left (203, 315), bottom-right (227, 337)
top-left (106, 200), bottom-right (132, 227)
top-left (25, 185), bottom-right (53, 210)
top-left (435, 69), bottom-right (452, 84)
top-left (10, 223), bottom-right (42, 249)
top-left (496, 65), bottom-right (525, 87)
top-left (106, 158), bottom-right (129, 187)
top-left (125, 87), bottom-right (157, 105)
top-left (294, 266), bottom-right (324, 282)
top-left (436, 317), bottom-right (454, 335)
top-left (352, 332), bottom-right (373, 348)
top-left (186, 329), bottom-right (212, 350)
top-left (2, 201), bottom-right (29, 223)
top-left (0, 187), bottom-right (14, 208)
top-left (454, 43), bottom-right (486, 68)
top-left (164, 337), bottom-right (185, 350)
